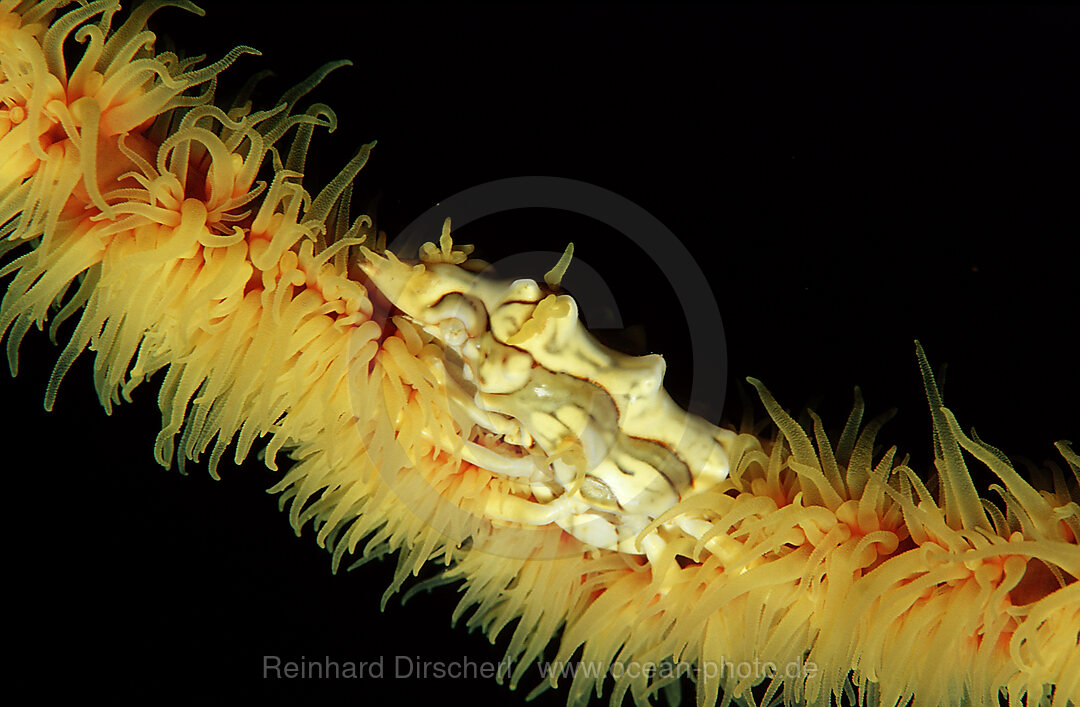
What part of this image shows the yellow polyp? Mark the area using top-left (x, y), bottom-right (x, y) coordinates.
top-left (419, 237), bottom-right (467, 267)
top-left (544, 241), bottom-right (574, 288)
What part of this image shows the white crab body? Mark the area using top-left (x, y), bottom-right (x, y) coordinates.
top-left (358, 228), bottom-right (737, 560)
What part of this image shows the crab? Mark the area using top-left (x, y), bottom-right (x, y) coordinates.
top-left (358, 220), bottom-right (738, 567)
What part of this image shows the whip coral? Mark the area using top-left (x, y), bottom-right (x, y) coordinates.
top-left (3, 3), bottom-right (1077, 705)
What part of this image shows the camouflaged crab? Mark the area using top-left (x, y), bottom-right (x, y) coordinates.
top-left (358, 221), bottom-right (738, 564)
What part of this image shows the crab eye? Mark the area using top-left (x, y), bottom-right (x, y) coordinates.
top-left (429, 292), bottom-right (486, 338)
top-left (438, 318), bottom-right (468, 347)
top-left (504, 278), bottom-right (543, 303)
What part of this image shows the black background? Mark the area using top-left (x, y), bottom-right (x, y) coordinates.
top-left (6, 3), bottom-right (1078, 705)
